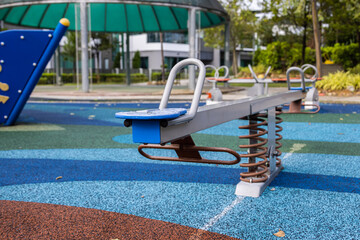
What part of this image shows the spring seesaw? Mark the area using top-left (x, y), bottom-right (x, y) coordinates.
top-left (116, 58), bottom-right (312, 197)
top-left (207, 64), bottom-right (320, 113)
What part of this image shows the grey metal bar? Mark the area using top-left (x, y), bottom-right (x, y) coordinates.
top-left (188, 8), bottom-right (196, 90)
top-left (159, 58), bottom-right (206, 124)
top-left (126, 33), bottom-right (131, 85)
top-left (160, 91), bottom-right (303, 144)
top-left (286, 67), bottom-right (305, 91)
top-left (224, 22), bottom-right (230, 68)
top-left (267, 107), bottom-right (276, 173)
top-left (229, 79), bottom-right (316, 84)
top-left (80, 1), bottom-right (89, 93)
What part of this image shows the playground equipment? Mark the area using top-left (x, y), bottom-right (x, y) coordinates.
top-left (116, 58), bottom-right (313, 197)
top-left (247, 65), bottom-right (272, 96)
top-left (0, 19), bottom-right (69, 126)
top-left (205, 65), bottom-right (230, 104)
top-left (227, 64), bottom-right (320, 113)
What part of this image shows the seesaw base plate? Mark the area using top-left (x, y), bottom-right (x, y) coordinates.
top-left (235, 165), bottom-right (282, 198)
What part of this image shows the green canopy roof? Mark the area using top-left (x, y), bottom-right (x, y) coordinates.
top-left (0, 0), bottom-right (228, 32)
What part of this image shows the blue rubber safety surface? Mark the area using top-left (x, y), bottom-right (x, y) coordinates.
top-left (1, 102), bottom-right (360, 239)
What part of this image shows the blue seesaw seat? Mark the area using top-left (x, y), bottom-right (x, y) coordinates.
top-left (116, 108), bottom-right (187, 120)
top-left (116, 108), bottom-right (187, 144)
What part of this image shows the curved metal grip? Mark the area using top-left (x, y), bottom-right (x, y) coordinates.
top-left (160, 58), bottom-right (206, 124)
top-left (205, 65), bottom-right (218, 78)
top-left (248, 64), bottom-right (259, 83)
top-left (301, 64), bottom-right (318, 80)
top-left (218, 65), bottom-right (229, 79)
top-left (205, 65), bottom-right (229, 80)
top-left (286, 67), bottom-right (306, 92)
top-left (264, 66), bottom-right (272, 79)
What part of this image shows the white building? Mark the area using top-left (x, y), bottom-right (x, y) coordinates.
top-left (125, 32), bottom-right (221, 71)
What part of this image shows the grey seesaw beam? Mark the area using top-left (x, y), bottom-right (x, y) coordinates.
top-left (161, 90), bottom-right (304, 144)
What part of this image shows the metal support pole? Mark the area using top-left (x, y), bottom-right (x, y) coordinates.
top-left (267, 107), bottom-right (276, 173)
top-left (126, 33), bottom-right (131, 85)
top-left (121, 33), bottom-right (125, 70)
top-left (80, 1), bottom-right (89, 92)
top-left (188, 8), bottom-right (196, 90)
top-left (224, 21), bottom-right (230, 68)
top-left (55, 47), bottom-right (61, 85)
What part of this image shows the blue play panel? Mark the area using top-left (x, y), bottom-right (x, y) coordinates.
top-left (0, 19), bottom-right (68, 126)
top-left (0, 102), bottom-right (359, 239)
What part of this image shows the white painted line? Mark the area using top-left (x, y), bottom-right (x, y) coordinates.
top-left (201, 196), bottom-right (245, 231)
top-left (189, 196), bottom-right (245, 240)
top-left (283, 143), bottom-right (306, 160)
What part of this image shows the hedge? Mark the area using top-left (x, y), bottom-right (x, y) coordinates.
top-left (322, 43), bottom-right (360, 70)
top-left (38, 73), bottom-right (148, 84)
top-left (315, 71), bottom-right (360, 91)
top-left (255, 41), bottom-right (360, 71)
top-left (253, 42), bottom-right (316, 71)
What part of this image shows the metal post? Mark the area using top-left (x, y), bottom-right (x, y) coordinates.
top-left (267, 107), bottom-right (276, 173)
top-left (80, 1), bottom-right (89, 92)
top-left (188, 8), bottom-right (196, 90)
top-left (75, 3), bottom-right (80, 89)
top-left (126, 33), bottom-right (131, 85)
top-left (55, 47), bottom-right (61, 85)
top-left (224, 21), bottom-right (230, 68)
top-left (121, 33), bottom-right (125, 70)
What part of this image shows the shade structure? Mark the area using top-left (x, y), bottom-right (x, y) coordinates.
top-left (0, 0), bottom-right (227, 32)
top-left (0, 0), bottom-right (229, 92)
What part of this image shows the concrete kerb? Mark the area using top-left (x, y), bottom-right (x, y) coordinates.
top-left (29, 84), bottom-right (360, 104)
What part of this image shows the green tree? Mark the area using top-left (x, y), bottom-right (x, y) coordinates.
top-left (113, 52), bottom-right (121, 69)
top-left (132, 51), bottom-right (141, 69)
top-left (321, 0), bottom-right (360, 45)
top-left (90, 32), bottom-right (113, 82)
top-left (262, 0), bottom-right (312, 65)
top-left (62, 32), bottom-right (78, 83)
top-left (203, 0), bottom-right (256, 75)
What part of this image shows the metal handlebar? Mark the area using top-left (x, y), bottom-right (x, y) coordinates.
top-left (286, 67), bottom-right (306, 92)
top-left (248, 64), bottom-right (272, 83)
top-left (160, 58), bottom-right (206, 125)
top-left (248, 64), bottom-right (259, 83)
top-left (218, 65), bottom-right (229, 79)
top-left (205, 65), bottom-right (229, 80)
top-left (301, 64), bottom-right (318, 80)
top-left (205, 65), bottom-right (218, 79)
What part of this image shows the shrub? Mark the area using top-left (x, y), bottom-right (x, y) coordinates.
top-left (322, 43), bottom-right (360, 70)
top-left (38, 73), bottom-right (148, 84)
top-left (151, 72), bottom-right (169, 81)
top-left (254, 41), bottom-right (316, 71)
top-left (349, 64), bottom-right (360, 74)
top-left (238, 64), bottom-right (269, 78)
top-left (132, 51), bottom-right (141, 69)
top-left (315, 71), bottom-right (360, 91)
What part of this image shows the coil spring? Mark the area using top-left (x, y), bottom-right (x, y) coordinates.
top-left (275, 107), bottom-right (283, 166)
top-left (239, 113), bottom-right (269, 183)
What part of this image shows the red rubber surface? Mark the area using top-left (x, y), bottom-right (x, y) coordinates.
top-left (0, 200), bottom-right (241, 240)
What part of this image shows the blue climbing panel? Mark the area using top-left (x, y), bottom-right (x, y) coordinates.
top-left (0, 19), bottom-right (69, 125)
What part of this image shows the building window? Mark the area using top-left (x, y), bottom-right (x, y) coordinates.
top-left (140, 57), bottom-right (148, 69)
top-left (104, 58), bottom-right (109, 69)
top-left (147, 32), bottom-right (188, 44)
